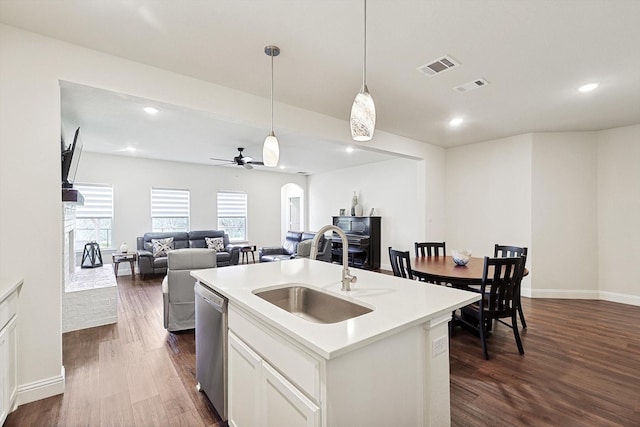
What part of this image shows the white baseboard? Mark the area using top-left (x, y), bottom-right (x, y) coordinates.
top-left (17, 366), bottom-right (65, 405)
top-left (526, 288), bottom-right (640, 307)
top-left (599, 291), bottom-right (640, 307)
top-left (528, 289), bottom-right (600, 299)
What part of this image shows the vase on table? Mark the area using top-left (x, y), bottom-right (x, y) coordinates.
top-left (351, 192), bottom-right (358, 216)
top-left (119, 242), bottom-right (129, 253)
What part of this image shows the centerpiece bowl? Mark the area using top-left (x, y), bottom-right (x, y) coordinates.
top-left (451, 250), bottom-right (472, 266)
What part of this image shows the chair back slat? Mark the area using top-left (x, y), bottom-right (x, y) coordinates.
top-left (389, 247), bottom-right (415, 280)
top-left (494, 244), bottom-right (528, 266)
top-left (414, 241), bottom-right (446, 257)
top-left (482, 256), bottom-right (524, 317)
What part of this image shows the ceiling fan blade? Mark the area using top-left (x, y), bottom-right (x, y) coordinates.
top-left (248, 161), bottom-right (264, 166)
top-left (242, 163), bottom-right (253, 170)
top-left (210, 157), bottom-right (232, 162)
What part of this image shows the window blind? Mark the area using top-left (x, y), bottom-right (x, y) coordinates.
top-left (217, 192), bottom-right (247, 218)
top-left (151, 188), bottom-right (190, 218)
top-left (75, 184), bottom-right (113, 218)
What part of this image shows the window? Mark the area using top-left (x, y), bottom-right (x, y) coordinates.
top-left (74, 183), bottom-right (113, 250)
top-left (151, 188), bottom-right (190, 232)
top-left (217, 192), bottom-right (247, 241)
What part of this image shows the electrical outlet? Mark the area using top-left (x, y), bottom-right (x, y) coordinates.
top-left (432, 335), bottom-right (448, 357)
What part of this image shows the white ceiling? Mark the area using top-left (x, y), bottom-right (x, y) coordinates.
top-left (3, 1), bottom-right (640, 172)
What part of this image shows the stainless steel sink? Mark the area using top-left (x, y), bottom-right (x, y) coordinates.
top-left (253, 285), bottom-right (372, 324)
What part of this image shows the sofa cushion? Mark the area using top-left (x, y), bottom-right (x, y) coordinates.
top-left (143, 232), bottom-right (189, 251)
top-left (189, 230), bottom-right (229, 248)
top-left (152, 237), bottom-right (174, 257)
top-left (297, 239), bottom-right (312, 257)
top-left (282, 231), bottom-right (303, 255)
top-left (205, 236), bottom-right (225, 251)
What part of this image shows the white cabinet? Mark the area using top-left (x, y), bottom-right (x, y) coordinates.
top-left (229, 332), bottom-right (261, 427)
top-left (228, 332), bottom-right (320, 427)
top-left (228, 302), bottom-right (452, 427)
top-left (0, 279), bottom-right (21, 426)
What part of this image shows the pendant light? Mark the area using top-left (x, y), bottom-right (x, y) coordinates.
top-left (350, 0), bottom-right (376, 141)
top-left (263, 45), bottom-right (280, 167)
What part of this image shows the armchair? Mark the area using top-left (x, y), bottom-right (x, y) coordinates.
top-left (162, 248), bottom-right (216, 332)
top-left (259, 231), bottom-right (304, 262)
top-left (259, 231), bottom-right (331, 262)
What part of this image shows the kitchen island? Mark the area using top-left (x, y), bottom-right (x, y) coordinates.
top-left (192, 258), bottom-right (480, 427)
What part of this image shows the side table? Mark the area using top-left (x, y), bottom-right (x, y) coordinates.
top-left (112, 252), bottom-right (137, 277)
top-left (240, 245), bottom-right (257, 264)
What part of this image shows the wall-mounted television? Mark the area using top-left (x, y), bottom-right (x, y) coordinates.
top-left (61, 127), bottom-right (82, 189)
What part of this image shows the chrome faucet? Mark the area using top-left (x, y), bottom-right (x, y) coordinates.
top-left (310, 225), bottom-right (357, 291)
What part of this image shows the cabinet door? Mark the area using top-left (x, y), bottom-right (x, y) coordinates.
top-left (229, 332), bottom-right (262, 427)
top-left (263, 362), bottom-right (320, 427)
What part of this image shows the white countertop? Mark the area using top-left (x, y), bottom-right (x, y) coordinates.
top-left (192, 259), bottom-right (480, 359)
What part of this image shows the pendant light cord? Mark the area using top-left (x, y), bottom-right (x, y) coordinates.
top-left (270, 50), bottom-right (274, 132)
top-left (362, 0), bottom-right (367, 88)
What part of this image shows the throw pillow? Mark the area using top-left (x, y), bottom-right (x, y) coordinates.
top-left (151, 237), bottom-right (174, 257)
top-left (205, 237), bottom-right (225, 252)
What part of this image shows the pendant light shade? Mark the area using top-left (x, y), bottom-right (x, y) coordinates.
top-left (350, 85), bottom-right (376, 141)
top-left (350, 0), bottom-right (376, 141)
top-left (263, 45), bottom-right (280, 167)
top-left (263, 131), bottom-right (279, 167)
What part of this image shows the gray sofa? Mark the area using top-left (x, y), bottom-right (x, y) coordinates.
top-left (259, 231), bottom-right (331, 262)
top-left (137, 230), bottom-right (239, 278)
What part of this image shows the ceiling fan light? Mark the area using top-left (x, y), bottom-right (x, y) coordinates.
top-left (263, 132), bottom-right (279, 167)
top-left (350, 87), bottom-right (376, 141)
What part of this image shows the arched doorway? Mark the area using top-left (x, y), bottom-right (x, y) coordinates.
top-left (281, 183), bottom-right (305, 239)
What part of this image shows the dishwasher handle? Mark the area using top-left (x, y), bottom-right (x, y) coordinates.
top-left (195, 282), bottom-right (227, 313)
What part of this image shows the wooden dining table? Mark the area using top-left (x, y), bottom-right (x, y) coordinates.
top-left (412, 255), bottom-right (529, 289)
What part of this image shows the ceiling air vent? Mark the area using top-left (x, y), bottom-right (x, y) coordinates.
top-left (416, 55), bottom-right (460, 77)
top-left (453, 78), bottom-right (490, 93)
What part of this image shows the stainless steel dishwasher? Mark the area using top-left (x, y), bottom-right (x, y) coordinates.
top-left (195, 281), bottom-right (228, 422)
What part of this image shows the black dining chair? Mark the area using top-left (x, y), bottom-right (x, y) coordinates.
top-left (414, 241), bottom-right (447, 283)
top-left (494, 244), bottom-right (528, 329)
top-left (388, 247), bottom-right (415, 280)
top-left (414, 241), bottom-right (446, 257)
top-left (458, 256), bottom-right (525, 360)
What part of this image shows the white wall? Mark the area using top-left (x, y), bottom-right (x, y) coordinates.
top-left (0, 25), bottom-right (66, 404)
top-left (445, 134), bottom-right (533, 260)
top-left (76, 152), bottom-right (305, 254)
top-left (445, 129), bottom-right (640, 305)
top-left (309, 158), bottom-right (424, 271)
top-left (531, 132), bottom-right (599, 297)
top-left (597, 124), bottom-right (640, 304)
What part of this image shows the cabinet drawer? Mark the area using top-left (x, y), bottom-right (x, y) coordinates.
top-left (0, 290), bottom-right (18, 330)
top-left (229, 305), bottom-right (321, 401)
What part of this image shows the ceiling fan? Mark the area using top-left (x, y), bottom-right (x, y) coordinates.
top-left (210, 147), bottom-right (264, 169)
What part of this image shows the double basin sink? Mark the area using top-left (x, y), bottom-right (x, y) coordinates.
top-left (253, 285), bottom-right (372, 324)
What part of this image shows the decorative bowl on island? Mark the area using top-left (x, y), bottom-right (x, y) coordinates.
top-left (451, 250), bottom-right (471, 266)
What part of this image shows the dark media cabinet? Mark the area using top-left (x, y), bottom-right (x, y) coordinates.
top-left (330, 216), bottom-right (381, 270)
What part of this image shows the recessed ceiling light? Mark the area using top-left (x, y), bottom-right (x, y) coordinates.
top-left (279, 165), bottom-right (285, 169)
top-left (346, 147), bottom-right (355, 153)
top-left (578, 83), bottom-right (599, 93)
top-left (123, 146), bottom-right (137, 152)
top-left (144, 106), bottom-right (159, 115)
top-left (449, 117), bottom-right (464, 127)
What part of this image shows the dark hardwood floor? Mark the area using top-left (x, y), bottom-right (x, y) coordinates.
top-left (7, 274), bottom-right (640, 426)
